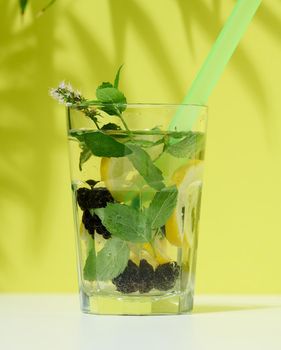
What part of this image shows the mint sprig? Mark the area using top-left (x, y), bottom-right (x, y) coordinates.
top-left (165, 131), bottom-right (205, 158)
top-left (83, 237), bottom-right (129, 281)
top-left (127, 143), bottom-right (165, 191)
top-left (95, 237), bottom-right (130, 281)
top-left (52, 67), bottom-right (203, 191)
top-left (146, 185), bottom-right (178, 229)
top-left (84, 131), bottom-right (132, 157)
top-left (95, 186), bottom-right (178, 243)
top-left (83, 245), bottom-right (96, 281)
top-left (79, 143), bottom-right (92, 171)
top-left (114, 64), bottom-right (123, 88)
top-left (96, 85), bottom-right (127, 115)
top-left (95, 203), bottom-right (152, 243)
top-left (95, 65), bottom-right (127, 116)
top-left (71, 131), bottom-right (132, 158)
top-left (84, 186), bottom-right (178, 281)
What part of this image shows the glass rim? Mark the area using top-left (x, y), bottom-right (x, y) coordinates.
top-left (71, 102), bottom-right (208, 110)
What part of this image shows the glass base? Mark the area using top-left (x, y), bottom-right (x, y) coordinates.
top-left (80, 290), bottom-right (194, 315)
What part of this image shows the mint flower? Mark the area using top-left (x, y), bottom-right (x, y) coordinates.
top-left (50, 81), bottom-right (99, 127)
top-left (49, 81), bottom-right (85, 107)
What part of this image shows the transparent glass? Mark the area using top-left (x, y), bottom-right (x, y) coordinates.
top-left (66, 103), bottom-right (207, 315)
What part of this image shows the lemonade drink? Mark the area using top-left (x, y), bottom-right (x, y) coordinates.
top-left (67, 105), bottom-right (206, 315)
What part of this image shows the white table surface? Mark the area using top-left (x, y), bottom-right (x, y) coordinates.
top-left (0, 294), bottom-right (281, 350)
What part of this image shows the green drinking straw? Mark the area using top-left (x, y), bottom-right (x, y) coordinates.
top-left (169, 0), bottom-right (262, 131)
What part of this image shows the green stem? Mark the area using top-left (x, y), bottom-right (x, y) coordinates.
top-left (94, 120), bottom-right (100, 130)
top-left (81, 107), bottom-right (101, 130)
top-left (37, 0), bottom-right (56, 17)
top-left (85, 113), bottom-right (100, 130)
top-left (118, 113), bottom-right (133, 139)
top-left (118, 113), bottom-right (129, 132)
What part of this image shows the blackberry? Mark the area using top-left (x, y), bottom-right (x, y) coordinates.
top-left (101, 229), bottom-right (112, 240)
top-left (77, 180), bottom-right (114, 238)
top-left (77, 188), bottom-right (92, 211)
top-left (154, 262), bottom-right (180, 291)
top-left (138, 259), bottom-right (154, 293)
top-left (93, 187), bottom-right (114, 208)
top-left (82, 210), bottom-right (111, 239)
top-left (112, 260), bottom-right (155, 294)
top-left (77, 186), bottom-right (114, 211)
top-left (94, 214), bottom-right (112, 239)
top-left (112, 260), bottom-right (139, 293)
top-left (82, 210), bottom-right (95, 236)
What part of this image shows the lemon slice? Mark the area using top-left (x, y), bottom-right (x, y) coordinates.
top-left (143, 237), bottom-right (177, 265)
top-left (100, 157), bottom-right (146, 202)
top-left (129, 237), bottom-right (177, 267)
top-left (129, 244), bottom-right (157, 268)
top-left (165, 160), bottom-right (203, 247)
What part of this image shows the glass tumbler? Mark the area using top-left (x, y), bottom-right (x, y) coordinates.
top-left (67, 103), bottom-right (207, 315)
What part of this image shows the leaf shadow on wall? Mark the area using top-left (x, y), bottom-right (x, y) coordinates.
top-left (0, 2), bottom-right (62, 285)
top-left (63, 0), bottom-right (183, 101)
top-left (0, 0), bottom-right (279, 291)
top-left (65, 0), bottom-right (275, 123)
top-left (108, 0), bottom-right (183, 101)
top-left (258, 4), bottom-right (281, 44)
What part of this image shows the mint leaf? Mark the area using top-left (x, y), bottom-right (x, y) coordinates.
top-left (83, 247), bottom-right (96, 281)
top-left (146, 185), bottom-right (178, 229)
top-left (37, 0), bottom-right (57, 16)
top-left (95, 203), bottom-right (152, 243)
top-left (101, 123), bottom-right (121, 131)
top-left (126, 144), bottom-right (165, 190)
top-left (114, 65), bottom-right (123, 88)
top-left (69, 131), bottom-right (84, 142)
top-left (132, 140), bottom-right (156, 148)
top-left (132, 138), bottom-right (165, 148)
top-left (71, 130), bottom-right (131, 157)
top-left (131, 195), bottom-right (141, 210)
top-left (96, 87), bottom-right (126, 103)
top-left (166, 132), bottom-right (205, 158)
top-left (96, 87), bottom-right (126, 115)
top-left (96, 237), bottom-right (129, 281)
top-left (97, 82), bottom-right (113, 89)
top-left (168, 131), bottom-right (190, 139)
top-left (79, 143), bottom-right (92, 171)
top-left (83, 131), bottom-right (132, 157)
top-left (83, 235), bottom-right (130, 282)
top-left (153, 137), bottom-right (166, 146)
top-left (19, 0), bottom-right (28, 15)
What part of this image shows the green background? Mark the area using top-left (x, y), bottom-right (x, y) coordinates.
top-left (0, 0), bottom-right (280, 293)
